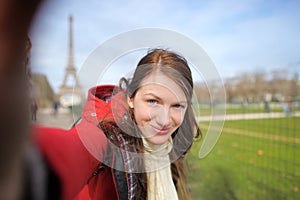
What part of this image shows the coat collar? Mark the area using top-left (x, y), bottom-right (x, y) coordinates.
top-left (81, 85), bottom-right (136, 200)
top-left (82, 85), bottom-right (128, 126)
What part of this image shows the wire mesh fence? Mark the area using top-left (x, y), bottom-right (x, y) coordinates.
top-left (187, 102), bottom-right (300, 200)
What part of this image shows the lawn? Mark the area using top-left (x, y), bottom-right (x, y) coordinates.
top-left (187, 116), bottom-right (300, 200)
top-left (198, 102), bottom-right (300, 116)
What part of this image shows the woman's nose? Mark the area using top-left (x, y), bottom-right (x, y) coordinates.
top-left (153, 106), bottom-right (171, 127)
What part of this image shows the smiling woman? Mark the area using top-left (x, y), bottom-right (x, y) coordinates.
top-left (128, 73), bottom-right (188, 145)
top-left (34, 48), bottom-right (201, 200)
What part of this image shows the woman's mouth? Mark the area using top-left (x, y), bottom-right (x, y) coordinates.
top-left (151, 125), bottom-right (171, 135)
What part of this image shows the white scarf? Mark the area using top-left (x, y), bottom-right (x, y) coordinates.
top-left (142, 138), bottom-right (179, 200)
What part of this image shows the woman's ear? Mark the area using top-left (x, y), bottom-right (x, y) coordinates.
top-left (127, 97), bottom-right (134, 108)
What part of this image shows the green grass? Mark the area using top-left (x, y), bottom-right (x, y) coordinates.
top-left (199, 103), bottom-right (300, 116)
top-left (223, 117), bottom-right (299, 137)
top-left (187, 116), bottom-right (300, 200)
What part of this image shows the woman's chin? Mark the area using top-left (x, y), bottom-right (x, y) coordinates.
top-left (144, 134), bottom-right (170, 145)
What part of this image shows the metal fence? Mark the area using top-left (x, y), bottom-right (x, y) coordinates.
top-left (188, 102), bottom-right (300, 200)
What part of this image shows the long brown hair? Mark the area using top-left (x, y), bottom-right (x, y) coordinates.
top-left (121, 48), bottom-right (201, 199)
top-left (101, 49), bottom-right (201, 199)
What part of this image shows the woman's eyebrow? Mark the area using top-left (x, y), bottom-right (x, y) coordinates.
top-left (143, 93), bottom-right (162, 100)
top-left (144, 92), bottom-right (187, 103)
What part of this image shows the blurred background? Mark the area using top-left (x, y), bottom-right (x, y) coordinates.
top-left (29, 0), bottom-right (299, 199)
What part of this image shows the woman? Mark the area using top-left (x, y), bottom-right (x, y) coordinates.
top-left (34, 49), bottom-right (201, 200)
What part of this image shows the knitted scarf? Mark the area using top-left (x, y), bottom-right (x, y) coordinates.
top-left (142, 138), bottom-right (178, 200)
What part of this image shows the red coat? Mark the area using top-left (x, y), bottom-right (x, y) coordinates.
top-left (33, 85), bottom-right (129, 200)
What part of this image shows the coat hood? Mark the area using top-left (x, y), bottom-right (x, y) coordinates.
top-left (82, 85), bottom-right (128, 126)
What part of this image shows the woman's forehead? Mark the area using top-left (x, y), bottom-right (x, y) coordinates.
top-left (138, 73), bottom-right (186, 101)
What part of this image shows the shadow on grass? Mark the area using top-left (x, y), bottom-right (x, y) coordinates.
top-left (190, 166), bottom-right (238, 200)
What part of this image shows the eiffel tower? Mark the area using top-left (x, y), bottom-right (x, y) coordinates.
top-left (58, 15), bottom-right (84, 107)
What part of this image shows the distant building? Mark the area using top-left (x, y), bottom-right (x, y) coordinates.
top-left (31, 73), bottom-right (55, 108)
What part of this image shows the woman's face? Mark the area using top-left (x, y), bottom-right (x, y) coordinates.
top-left (129, 72), bottom-right (187, 145)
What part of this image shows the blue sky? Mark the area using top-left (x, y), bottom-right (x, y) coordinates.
top-left (30, 0), bottom-right (300, 93)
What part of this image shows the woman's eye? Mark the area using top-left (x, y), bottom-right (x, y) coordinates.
top-left (173, 104), bottom-right (185, 109)
top-left (147, 99), bottom-right (158, 104)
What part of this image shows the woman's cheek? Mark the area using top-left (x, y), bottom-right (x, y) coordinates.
top-left (133, 104), bottom-right (151, 126)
